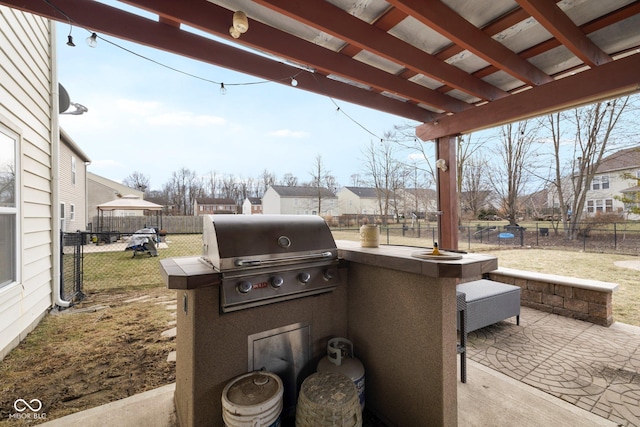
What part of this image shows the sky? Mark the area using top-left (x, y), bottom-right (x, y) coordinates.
top-left (55, 5), bottom-right (424, 193)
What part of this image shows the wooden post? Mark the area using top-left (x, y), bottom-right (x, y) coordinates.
top-left (436, 136), bottom-right (458, 250)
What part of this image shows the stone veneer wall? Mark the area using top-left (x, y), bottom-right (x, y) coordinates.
top-left (484, 267), bottom-right (618, 327)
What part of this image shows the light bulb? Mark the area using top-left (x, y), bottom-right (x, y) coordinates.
top-left (291, 77), bottom-right (298, 87)
top-left (220, 83), bottom-right (227, 95)
top-left (66, 35), bottom-right (76, 47)
top-left (86, 33), bottom-right (98, 48)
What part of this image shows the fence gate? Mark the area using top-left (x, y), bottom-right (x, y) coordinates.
top-left (60, 231), bottom-right (86, 304)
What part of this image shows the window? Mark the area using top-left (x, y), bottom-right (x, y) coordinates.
top-left (71, 155), bottom-right (76, 185)
top-left (587, 199), bottom-right (613, 214)
top-left (0, 127), bottom-right (18, 288)
top-left (60, 202), bottom-right (66, 231)
top-left (70, 204), bottom-right (75, 221)
top-left (592, 175), bottom-right (610, 190)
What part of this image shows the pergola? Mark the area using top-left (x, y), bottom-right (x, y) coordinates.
top-left (4, 0), bottom-right (640, 248)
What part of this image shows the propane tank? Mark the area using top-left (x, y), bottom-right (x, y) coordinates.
top-left (317, 338), bottom-right (365, 410)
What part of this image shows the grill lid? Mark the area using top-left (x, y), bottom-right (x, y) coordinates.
top-left (202, 214), bottom-right (338, 271)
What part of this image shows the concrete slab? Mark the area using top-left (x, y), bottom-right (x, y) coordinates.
top-left (39, 383), bottom-right (177, 427)
top-left (459, 361), bottom-right (616, 427)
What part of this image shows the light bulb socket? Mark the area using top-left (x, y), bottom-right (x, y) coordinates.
top-left (66, 35), bottom-right (76, 47)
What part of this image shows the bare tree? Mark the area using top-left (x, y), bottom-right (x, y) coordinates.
top-left (122, 171), bottom-right (150, 195)
top-left (308, 154), bottom-right (337, 216)
top-left (259, 169), bottom-right (276, 195)
top-left (492, 120), bottom-right (542, 225)
top-left (283, 173), bottom-right (298, 187)
top-left (164, 167), bottom-right (204, 215)
top-left (556, 97), bottom-right (629, 239)
top-left (362, 139), bottom-right (403, 224)
top-left (460, 156), bottom-right (491, 218)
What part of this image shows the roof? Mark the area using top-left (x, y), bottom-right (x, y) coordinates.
top-left (96, 196), bottom-right (163, 211)
top-left (7, 0), bottom-right (640, 141)
top-left (343, 187), bottom-right (386, 198)
top-left (597, 147), bottom-right (640, 173)
top-left (269, 185), bottom-right (336, 198)
top-left (60, 128), bottom-right (91, 163)
top-left (195, 198), bottom-right (237, 205)
top-left (620, 185), bottom-right (640, 193)
top-left (246, 197), bottom-right (262, 205)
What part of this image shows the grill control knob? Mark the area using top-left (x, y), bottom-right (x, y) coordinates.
top-left (237, 280), bottom-right (253, 294)
top-left (271, 276), bottom-right (284, 288)
top-left (323, 269), bottom-right (335, 280)
top-left (298, 272), bottom-right (311, 284)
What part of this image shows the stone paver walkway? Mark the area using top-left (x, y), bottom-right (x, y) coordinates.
top-left (468, 307), bottom-right (640, 426)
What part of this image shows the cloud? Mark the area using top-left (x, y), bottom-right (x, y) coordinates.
top-left (116, 99), bottom-right (162, 115)
top-left (268, 129), bottom-right (310, 138)
top-left (145, 112), bottom-right (226, 127)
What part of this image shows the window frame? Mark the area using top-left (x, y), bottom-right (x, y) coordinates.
top-left (0, 124), bottom-right (20, 289)
top-left (71, 155), bottom-right (76, 185)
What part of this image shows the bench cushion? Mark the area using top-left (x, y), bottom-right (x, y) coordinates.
top-left (456, 279), bottom-right (521, 332)
top-left (457, 279), bottom-right (520, 302)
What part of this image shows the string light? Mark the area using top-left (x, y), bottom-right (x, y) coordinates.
top-left (219, 83), bottom-right (227, 95)
top-left (86, 32), bottom-right (98, 48)
top-left (290, 77), bottom-right (298, 87)
top-left (66, 34), bottom-right (76, 47)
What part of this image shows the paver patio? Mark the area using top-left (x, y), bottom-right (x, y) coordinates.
top-left (467, 306), bottom-right (640, 426)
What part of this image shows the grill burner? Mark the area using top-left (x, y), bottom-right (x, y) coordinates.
top-left (201, 215), bottom-right (341, 312)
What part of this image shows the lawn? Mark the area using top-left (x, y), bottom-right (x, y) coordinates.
top-left (1, 232), bottom-right (638, 425)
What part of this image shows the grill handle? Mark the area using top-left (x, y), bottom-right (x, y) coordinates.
top-left (234, 251), bottom-right (334, 267)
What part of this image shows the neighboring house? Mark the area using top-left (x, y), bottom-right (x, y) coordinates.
top-left (584, 147), bottom-right (640, 218)
top-left (59, 129), bottom-right (91, 232)
top-left (87, 172), bottom-right (144, 224)
top-left (337, 187), bottom-right (390, 216)
top-left (242, 197), bottom-right (262, 215)
top-left (262, 185), bottom-right (337, 216)
top-left (1, 8), bottom-right (59, 359)
top-left (620, 185), bottom-right (640, 219)
top-left (397, 188), bottom-right (438, 219)
top-left (194, 197), bottom-right (238, 215)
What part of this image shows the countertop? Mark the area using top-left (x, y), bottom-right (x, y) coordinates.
top-left (161, 243), bottom-right (498, 290)
top-left (336, 240), bottom-right (498, 278)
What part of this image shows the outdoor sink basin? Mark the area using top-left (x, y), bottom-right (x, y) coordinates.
top-left (411, 250), bottom-right (463, 260)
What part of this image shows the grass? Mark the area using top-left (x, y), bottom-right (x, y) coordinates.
top-left (331, 230), bottom-right (640, 326)
top-left (1, 232), bottom-right (638, 424)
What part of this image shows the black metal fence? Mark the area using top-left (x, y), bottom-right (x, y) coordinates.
top-left (67, 221), bottom-right (638, 307)
top-left (69, 230), bottom-right (202, 298)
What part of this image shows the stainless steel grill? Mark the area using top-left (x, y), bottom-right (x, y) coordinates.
top-left (201, 214), bottom-right (341, 312)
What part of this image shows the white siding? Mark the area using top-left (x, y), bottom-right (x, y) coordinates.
top-left (59, 142), bottom-right (88, 230)
top-left (0, 6), bottom-right (55, 359)
top-left (261, 188), bottom-right (281, 214)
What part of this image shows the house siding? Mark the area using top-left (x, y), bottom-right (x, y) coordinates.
top-left (0, 6), bottom-right (55, 359)
top-left (59, 134), bottom-right (89, 231)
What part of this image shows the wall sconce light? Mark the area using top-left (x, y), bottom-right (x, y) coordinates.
top-left (435, 158), bottom-right (448, 172)
top-left (229, 11), bottom-right (249, 38)
top-left (233, 11), bottom-right (249, 33)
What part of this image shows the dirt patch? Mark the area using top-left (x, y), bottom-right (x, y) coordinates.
top-left (0, 287), bottom-right (176, 426)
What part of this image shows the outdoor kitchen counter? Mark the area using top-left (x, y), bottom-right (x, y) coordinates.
top-left (336, 241), bottom-right (498, 427)
top-left (336, 240), bottom-right (498, 278)
top-left (160, 256), bottom-right (221, 290)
